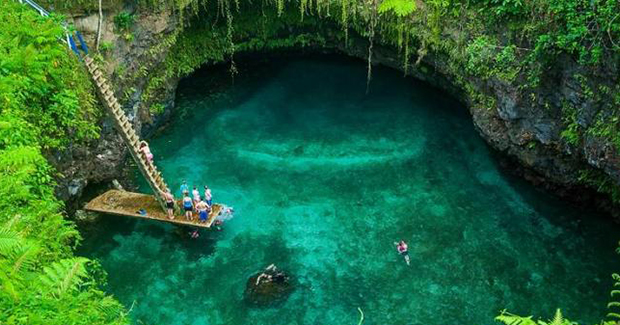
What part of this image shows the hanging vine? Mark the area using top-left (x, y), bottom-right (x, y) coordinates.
top-left (275, 0), bottom-right (284, 17)
top-left (223, 0), bottom-right (238, 77)
top-left (300, 0), bottom-right (307, 20)
top-left (341, 0), bottom-right (349, 46)
top-left (366, 0), bottom-right (378, 94)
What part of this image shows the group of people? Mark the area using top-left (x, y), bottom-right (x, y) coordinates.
top-left (180, 181), bottom-right (213, 223)
top-left (159, 180), bottom-right (213, 223)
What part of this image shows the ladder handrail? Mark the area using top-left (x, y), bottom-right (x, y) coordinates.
top-left (18, 0), bottom-right (50, 16)
top-left (84, 57), bottom-right (170, 212)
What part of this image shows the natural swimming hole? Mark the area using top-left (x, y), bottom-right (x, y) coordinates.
top-left (79, 54), bottom-right (620, 325)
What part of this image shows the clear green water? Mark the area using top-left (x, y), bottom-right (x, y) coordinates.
top-left (80, 55), bottom-right (620, 325)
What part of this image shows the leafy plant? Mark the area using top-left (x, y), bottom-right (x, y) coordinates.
top-left (0, 2), bottom-right (127, 324)
top-left (608, 272), bottom-right (620, 319)
top-left (114, 11), bottom-right (135, 31)
top-left (378, 0), bottom-right (416, 17)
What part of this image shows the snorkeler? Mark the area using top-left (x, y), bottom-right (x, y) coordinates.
top-left (394, 240), bottom-right (410, 266)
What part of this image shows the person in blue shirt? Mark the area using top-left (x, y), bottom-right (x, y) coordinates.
top-left (180, 180), bottom-right (189, 196)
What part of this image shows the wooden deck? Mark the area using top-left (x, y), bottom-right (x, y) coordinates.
top-left (85, 190), bottom-right (222, 228)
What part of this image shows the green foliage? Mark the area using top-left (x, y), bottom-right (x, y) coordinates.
top-left (0, 2), bottom-right (127, 324)
top-left (608, 272), bottom-right (620, 319)
top-left (114, 11), bottom-right (135, 31)
top-left (0, 1), bottom-right (100, 150)
top-left (578, 169), bottom-right (620, 204)
top-left (560, 102), bottom-right (580, 146)
top-left (496, 309), bottom-right (614, 325)
top-left (378, 0), bottom-right (416, 17)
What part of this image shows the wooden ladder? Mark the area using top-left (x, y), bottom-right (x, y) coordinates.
top-left (83, 56), bottom-right (170, 212)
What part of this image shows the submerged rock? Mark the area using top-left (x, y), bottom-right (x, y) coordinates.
top-left (245, 265), bottom-right (293, 306)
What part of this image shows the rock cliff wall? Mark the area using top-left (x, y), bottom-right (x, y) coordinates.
top-left (52, 3), bottom-right (619, 217)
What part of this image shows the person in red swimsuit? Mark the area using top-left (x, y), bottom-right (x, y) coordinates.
top-left (394, 240), bottom-right (410, 266)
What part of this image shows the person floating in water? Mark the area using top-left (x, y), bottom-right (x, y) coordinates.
top-left (204, 185), bottom-right (212, 206)
top-left (255, 264), bottom-right (288, 285)
top-left (161, 190), bottom-right (175, 220)
top-left (394, 240), bottom-right (410, 266)
top-left (182, 193), bottom-right (194, 221)
top-left (196, 200), bottom-right (210, 223)
top-left (180, 180), bottom-right (189, 196)
top-left (192, 186), bottom-right (201, 207)
top-left (139, 141), bottom-right (154, 164)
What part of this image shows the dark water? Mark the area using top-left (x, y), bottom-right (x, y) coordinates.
top-left (79, 55), bottom-right (620, 325)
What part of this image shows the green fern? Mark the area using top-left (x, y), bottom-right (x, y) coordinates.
top-left (496, 309), bottom-right (577, 325)
top-left (539, 309), bottom-right (572, 325)
top-left (6, 242), bottom-right (40, 277)
top-left (378, 0), bottom-right (415, 17)
top-left (0, 228), bottom-right (20, 253)
top-left (495, 310), bottom-right (537, 325)
top-left (608, 273), bottom-right (620, 320)
top-left (550, 309), bottom-right (564, 325)
top-left (39, 257), bottom-right (89, 297)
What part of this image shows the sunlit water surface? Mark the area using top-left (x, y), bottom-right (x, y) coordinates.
top-left (79, 55), bottom-right (620, 325)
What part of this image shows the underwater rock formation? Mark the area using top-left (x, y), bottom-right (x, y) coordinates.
top-left (245, 265), bottom-right (293, 306)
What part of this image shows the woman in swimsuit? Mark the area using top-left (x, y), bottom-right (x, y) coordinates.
top-left (161, 190), bottom-right (175, 219)
top-left (182, 193), bottom-right (194, 221)
top-left (395, 240), bottom-right (410, 266)
top-left (139, 141), bottom-right (154, 164)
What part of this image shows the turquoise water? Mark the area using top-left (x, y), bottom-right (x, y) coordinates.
top-left (80, 55), bottom-right (620, 325)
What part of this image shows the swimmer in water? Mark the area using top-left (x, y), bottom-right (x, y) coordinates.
top-left (394, 240), bottom-right (410, 266)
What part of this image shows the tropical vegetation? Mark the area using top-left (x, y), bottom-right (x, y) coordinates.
top-left (0, 1), bottom-right (126, 323)
top-left (1, 0), bottom-right (620, 323)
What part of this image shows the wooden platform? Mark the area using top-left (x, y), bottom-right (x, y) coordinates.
top-left (85, 190), bottom-right (223, 228)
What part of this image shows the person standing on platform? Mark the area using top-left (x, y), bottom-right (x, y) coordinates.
top-left (161, 190), bottom-right (175, 220)
top-left (196, 200), bottom-right (210, 223)
top-left (192, 186), bottom-right (201, 206)
top-left (182, 193), bottom-right (194, 221)
top-left (204, 185), bottom-right (212, 206)
top-left (180, 180), bottom-right (189, 196)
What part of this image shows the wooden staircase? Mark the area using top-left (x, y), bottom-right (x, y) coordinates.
top-left (83, 56), bottom-right (170, 212)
